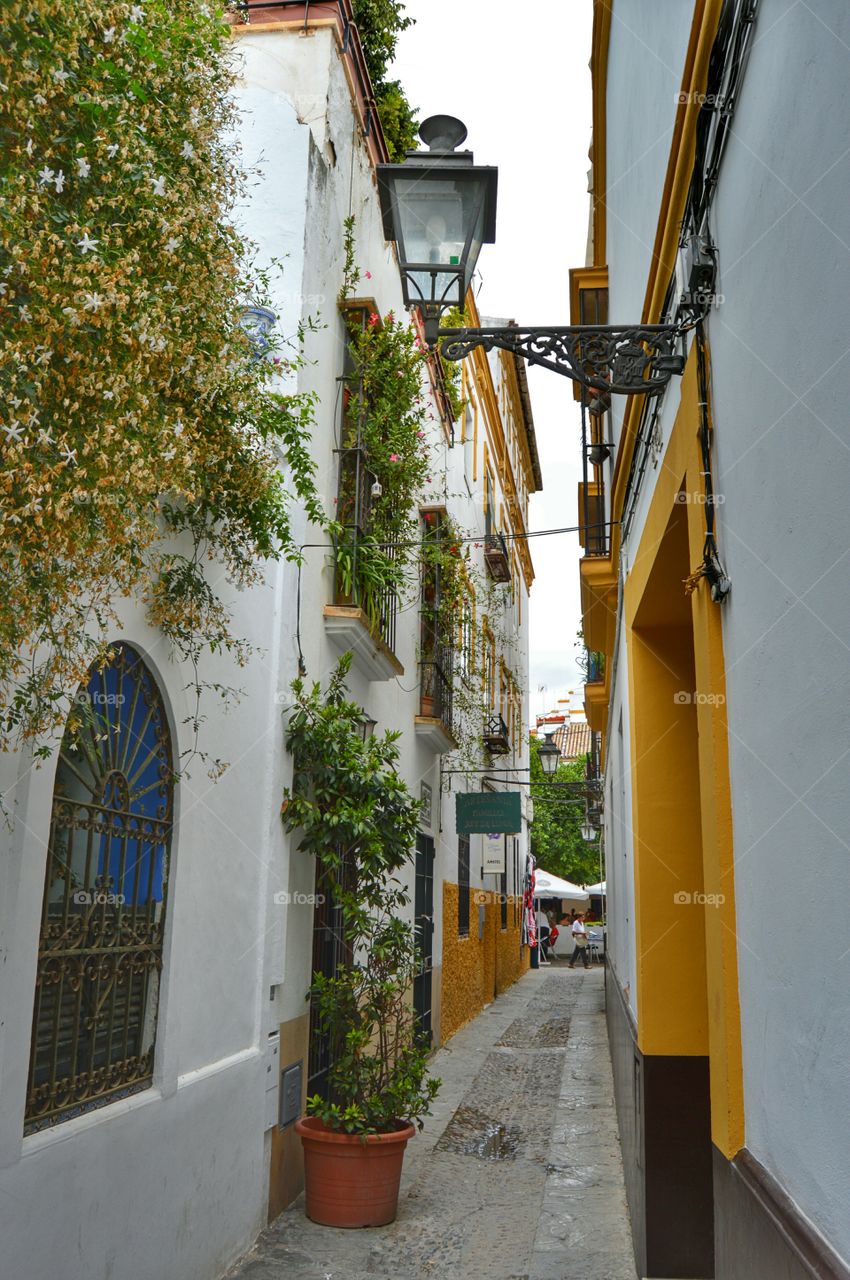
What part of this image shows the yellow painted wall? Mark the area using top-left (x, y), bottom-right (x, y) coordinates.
top-left (440, 884), bottom-right (529, 1043)
top-left (624, 349), bottom-right (744, 1157)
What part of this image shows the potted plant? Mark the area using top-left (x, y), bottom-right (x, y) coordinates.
top-left (282, 656), bottom-right (440, 1228)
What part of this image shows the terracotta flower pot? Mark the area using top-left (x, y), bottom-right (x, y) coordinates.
top-left (295, 1116), bottom-right (416, 1228)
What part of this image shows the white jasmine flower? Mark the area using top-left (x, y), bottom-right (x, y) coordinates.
top-left (37, 166), bottom-right (55, 186)
top-left (33, 93), bottom-right (46, 106)
top-left (25, 138), bottom-right (33, 156)
top-left (53, 68), bottom-right (70, 82)
top-left (37, 428), bottom-right (54, 447)
top-left (106, 143), bottom-right (119, 158)
top-left (19, 305), bottom-right (31, 322)
top-left (76, 157), bottom-right (91, 178)
top-left (130, 5), bottom-right (144, 22)
top-left (149, 175), bottom-right (166, 197)
top-left (76, 233), bottom-right (99, 254)
top-left (3, 422), bottom-right (24, 443)
top-left (174, 418), bottom-right (184, 436)
top-left (103, 390), bottom-right (114, 400)
top-left (189, 107), bottom-right (200, 126)
top-left (53, 170), bottom-right (66, 193)
top-left (83, 292), bottom-right (104, 311)
top-left (181, 141), bottom-right (195, 160)
top-left (60, 446), bottom-right (78, 466)
top-left (103, 27), bottom-right (116, 43)
top-left (164, 237), bottom-right (180, 253)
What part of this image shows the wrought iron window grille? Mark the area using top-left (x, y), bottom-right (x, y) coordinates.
top-left (25, 645), bottom-right (174, 1134)
top-left (483, 710), bottom-right (511, 756)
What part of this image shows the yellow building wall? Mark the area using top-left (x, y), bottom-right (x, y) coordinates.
top-left (440, 884), bottom-right (529, 1043)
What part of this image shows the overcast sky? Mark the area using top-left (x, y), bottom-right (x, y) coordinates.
top-left (392, 0), bottom-right (595, 720)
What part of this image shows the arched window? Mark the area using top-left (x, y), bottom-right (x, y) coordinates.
top-left (25, 644), bottom-right (175, 1133)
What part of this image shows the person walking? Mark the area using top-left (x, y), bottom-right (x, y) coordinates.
top-left (568, 912), bottom-right (591, 970)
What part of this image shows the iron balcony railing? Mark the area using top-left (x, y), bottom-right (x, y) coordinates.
top-left (587, 649), bottom-right (605, 683)
top-left (333, 446), bottom-right (399, 655)
top-left (420, 641), bottom-right (454, 733)
top-left (483, 709), bottom-right (511, 755)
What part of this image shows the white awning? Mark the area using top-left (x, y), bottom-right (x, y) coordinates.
top-left (533, 869), bottom-right (590, 901)
top-left (584, 880), bottom-right (607, 895)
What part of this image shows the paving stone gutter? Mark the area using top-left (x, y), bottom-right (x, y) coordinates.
top-left (224, 966), bottom-right (636, 1280)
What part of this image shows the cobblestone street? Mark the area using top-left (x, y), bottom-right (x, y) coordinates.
top-left (226, 966), bottom-right (635, 1280)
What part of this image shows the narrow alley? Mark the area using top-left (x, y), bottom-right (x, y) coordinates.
top-left (226, 967), bottom-right (634, 1280)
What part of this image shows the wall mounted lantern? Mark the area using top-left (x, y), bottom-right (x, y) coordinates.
top-left (378, 117), bottom-right (686, 393)
top-left (537, 730), bottom-right (561, 777)
top-left (377, 115), bottom-right (498, 342)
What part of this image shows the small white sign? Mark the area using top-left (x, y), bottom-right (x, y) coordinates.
top-left (420, 782), bottom-right (433, 830)
top-left (482, 832), bottom-right (506, 874)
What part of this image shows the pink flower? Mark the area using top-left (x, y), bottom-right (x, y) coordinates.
top-left (416, 431), bottom-right (425, 438)
top-left (368, 312), bottom-right (379, 327)
top-left (389, 453), bottom-right (400, 462)
top-left (364, 271), bottom-right (372, 280)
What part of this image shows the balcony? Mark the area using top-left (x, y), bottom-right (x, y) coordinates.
top-left (483, 710), bottom-right (510, 755)
top-left (416, 646), bottom-right (457, 754)
top-left (483, 531), bottom-right (511, 583)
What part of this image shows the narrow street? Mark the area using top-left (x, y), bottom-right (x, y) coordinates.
top-left (226, 966), bottom-right (634, 1280)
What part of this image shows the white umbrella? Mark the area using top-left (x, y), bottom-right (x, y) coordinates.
top-left (533, 869), bottom-right (590, 902)
top-left (585, 880), bottom-right (606, 895)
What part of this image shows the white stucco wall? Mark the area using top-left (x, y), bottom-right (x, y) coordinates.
top-left (703, 0), bottom-right (850, 1256)
top-left (0, 585), bottom-right (282, 1280)
top-left (0, 25), bottom-right (538, 1279)
top-left (601, 0), bottom-right (850, 1261)
top-left (606, 0), bottom-right (696, 452)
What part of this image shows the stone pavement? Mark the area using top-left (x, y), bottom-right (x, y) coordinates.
top-left (225, 965), bottom-right (636, 1280)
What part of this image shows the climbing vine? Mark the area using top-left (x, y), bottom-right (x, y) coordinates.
top-left (0, 1), bottom-right (327, 759)
top-left (281, 655), bottom-right (440, 1134)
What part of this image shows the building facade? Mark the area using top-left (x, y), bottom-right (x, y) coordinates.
top-left (0, 6), bottom-right (540, 1277)
top-left (578, 3), bottom-right (850, 1277)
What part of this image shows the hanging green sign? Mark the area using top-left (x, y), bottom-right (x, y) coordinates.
top-left (456, 791), bottom-right (522, 835)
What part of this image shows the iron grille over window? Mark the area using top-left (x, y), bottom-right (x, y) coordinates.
top-left (25, 644), bottom-right (174, 1134)
top-left (307, 847), bottom-right (355, 1102)
top-left (458, 835), bottom-right (471, 938)
top-left (334, 307), bottom-right (399, 654)
top-left (420, 510), bottom-right (455, 733)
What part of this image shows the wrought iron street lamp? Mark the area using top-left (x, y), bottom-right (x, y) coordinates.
top-left (378, 118), bottom-right (686, 393)
top-left (580, 823), bottom-right (598, 843)
top-left (377, 115), bottom-right (498, 343)
top-left (356, 712), bottom-right (377, 742)
top-left (537, 730), bottom-right (561, 777)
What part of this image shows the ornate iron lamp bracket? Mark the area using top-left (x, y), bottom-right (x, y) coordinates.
top-left (438, 324), bottom-right (685, 394)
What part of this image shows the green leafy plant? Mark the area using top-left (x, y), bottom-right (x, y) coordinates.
top-left (334, 258), bottom-right (433, 625)
top-left (351, 0), bottom-right (418, 160)
top-left (281, 656), bottom-right (441, 1134)
top-left (529, 737), bottom-right (600, 884)
top-left (438, 306), bottom-right (468, 424)
top-left (0, 1), bottom-right (328, 761)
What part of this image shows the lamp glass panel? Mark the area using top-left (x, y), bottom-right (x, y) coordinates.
top-left (391, 171), bottom-right (488, 306)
